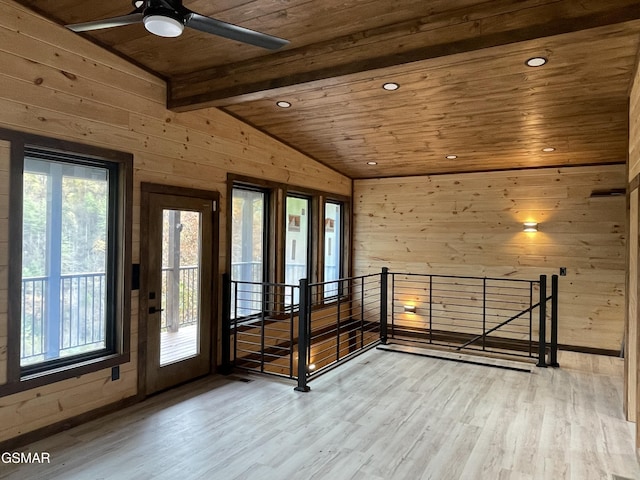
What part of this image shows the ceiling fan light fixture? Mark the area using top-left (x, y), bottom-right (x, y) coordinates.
top-left (143, 12), bottom-right (184, 37)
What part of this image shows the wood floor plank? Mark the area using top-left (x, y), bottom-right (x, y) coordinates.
top-left (0, 350), bottom-right (638, 479)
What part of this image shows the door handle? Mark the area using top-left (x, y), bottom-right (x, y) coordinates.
top-left (148, 306), bottom-right (164, 314)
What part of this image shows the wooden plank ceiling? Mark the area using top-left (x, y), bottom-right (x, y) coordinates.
top-left (15, 0), bottom-right (640, 179)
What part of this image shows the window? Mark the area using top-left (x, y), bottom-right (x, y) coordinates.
top-left (324, 202), bottom-right (342, 298)
top-left (2, 130), bottom-right (132, 392)
top-left (286, 196), bottom-right (310, 304)
top-left (231, 187), bottom-right (266, 316)
top-left (227, 175), bottom-right (349, 313)
top-left (21, 154), bottom-right (115, 370)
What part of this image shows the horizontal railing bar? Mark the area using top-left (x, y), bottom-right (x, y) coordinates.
top-left (393, 286), bottom-right (534, 295)
top-left (308, 273), bottom-right (382, 289)
top-left (392, 272), bottom-right (538, 284)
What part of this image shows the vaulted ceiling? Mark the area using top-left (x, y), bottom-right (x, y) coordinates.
top-left (15, 0), bottom-right (640, 179)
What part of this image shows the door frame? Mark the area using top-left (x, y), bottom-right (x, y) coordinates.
top-left (138, 183), bottom-right (220, 397)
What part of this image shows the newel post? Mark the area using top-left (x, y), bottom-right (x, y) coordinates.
top-left (294, 278), bottom-right (311, 392)
top-left (380, 267), bottom-right (389, 344)
top-left (220, 273), bottom-right (232, 375)
top-left (549, 274), bottom-right (560, 367)
top-left (537, 274), bottom-right (548, 367)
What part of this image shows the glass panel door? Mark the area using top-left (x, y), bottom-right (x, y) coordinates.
top-left (143, 187), bottom-right (216, 395)
top-left (160, 209), bottom-right (201, 366)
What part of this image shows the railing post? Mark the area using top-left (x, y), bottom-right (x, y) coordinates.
top-left (220, 273), bottom-right (232, 375)
top-left (537, 275), bottom-right (548, 367)
top-left (360, 277), bottom-right (365, 348)
top-left (336, 279), bottom-right (342, 361)
top-left (549, 274), bottom-right (560, 367)
top-left (391, 274), bottom-right (396, 339)
top-left (482, 278), bottom-right (486, 351)
top-left (295, 279), bottom-right (311, 392)
top-left (380, 268), bottom-right (388, 344)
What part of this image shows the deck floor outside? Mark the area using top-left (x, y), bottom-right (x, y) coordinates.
top-left (0, 349), bottom-right (638, 479)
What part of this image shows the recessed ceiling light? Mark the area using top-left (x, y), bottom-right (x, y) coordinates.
top-left (276, 101), bottom-right (291, 108)
top-left (367, 161), bottom-right (378, 165)
top-left (542, 147), bottom-right (556, 152)
top-left (446, 155), bottom-right (458, 160)
top-left (526, 56), bottom-right (547, 67)
top-left (382, 82), bottom-right (400, 91)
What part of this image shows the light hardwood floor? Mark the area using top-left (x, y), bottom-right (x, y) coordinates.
top-left (1, 349), bottom-right (638, 479)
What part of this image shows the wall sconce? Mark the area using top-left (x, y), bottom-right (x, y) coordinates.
top-left (523, 222), bottom-right (538, 232)
top-left (404, 305), bottom-right (416, 314)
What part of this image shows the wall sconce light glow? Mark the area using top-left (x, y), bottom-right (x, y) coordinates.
top-left (367, 161), bottom-right (378, 165)
top-left (404, 305), bottom-right (416, 314)
top-left (446, 154), bottom-right (458, 160)
top-left (542, 147), bottom-right (556, 152)
top-left (382, 82), bottom-right (400, 91)
top-left (525, 56), bottom-right (547, 67)
top-left (523, 222), bottom-right (539, 232)
top-left (276, 100), bottom-right (292, 108)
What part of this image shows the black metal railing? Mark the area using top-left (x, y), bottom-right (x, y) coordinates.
top-left (229, 262), bottom-right (339, 313)
top-left (389, 272), bottom-right (559, 365)
top-left (223, 268), bottom-right (559, 391)
top-left (227, 279), bottom-right (299, 377)
top-left (224, 273), bottom-right (383, 388)
top-left (304, 274), bottom-right (382, 379)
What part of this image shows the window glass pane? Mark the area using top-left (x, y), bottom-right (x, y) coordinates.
top-left (160, 209), bottom-right (201, 366)
top-left (231, 188), bottom-right (265, 317)
top-left (21, 158), bottom-right (109, 366)
top-left (324, 202), bottom-right (342, 298)
top-left (286, 196), bottom-right (309, 304)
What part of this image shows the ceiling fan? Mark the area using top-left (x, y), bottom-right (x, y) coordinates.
top-left (65, 0), bottom-right (289, 50)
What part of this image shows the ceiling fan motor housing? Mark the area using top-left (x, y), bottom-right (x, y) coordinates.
top-left (68, 0), bottom-right (289, 49)
top-left (142, 0), bottom-right (185, 37)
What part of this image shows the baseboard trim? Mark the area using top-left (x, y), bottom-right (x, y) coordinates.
top-left (0, 394), bottom-right (141, 451)
top-left (557, 343), bottom-right (621, 358)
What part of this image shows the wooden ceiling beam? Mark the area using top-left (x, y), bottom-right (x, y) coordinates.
top-left (168, 0), bottom-right (640, 111)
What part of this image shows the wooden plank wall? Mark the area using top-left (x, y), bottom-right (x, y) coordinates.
top-left (628, 54), bottom-right (640, 443)
top-left (0, 140), bottom-right (9, 386)
top-left (628, 190), bottom-right (638, 424)
top-left (0, 0), bottom-right (350, 443)
top-left (354, 165), bottom-right (626, 352)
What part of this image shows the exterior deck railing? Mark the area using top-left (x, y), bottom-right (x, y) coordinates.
top-left (21, 272), bottom-right (107, 364)
top-left (21, 265), bottom-right (202, 364)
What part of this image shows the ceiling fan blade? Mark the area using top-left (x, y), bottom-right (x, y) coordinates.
top-left (66, 13), bottom-right (144, 33)
top-left (184, 12), bottom-right (289, 50)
